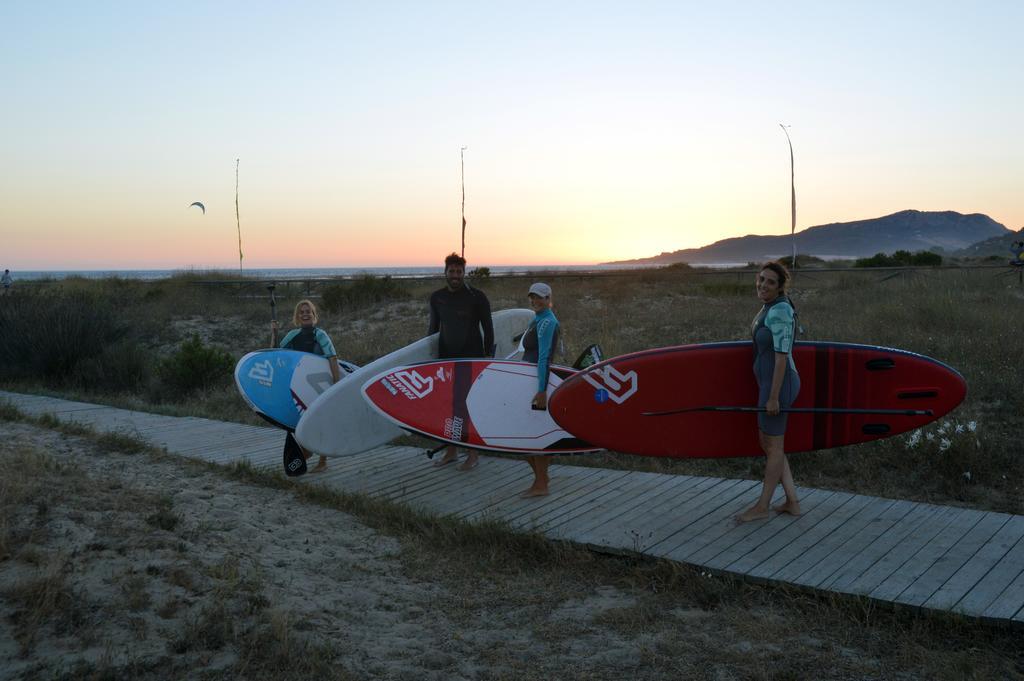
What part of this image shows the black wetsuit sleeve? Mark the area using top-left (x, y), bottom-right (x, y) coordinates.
top-left (427, 291), bottom-right (440, 337)
top-left (478, 291), bottom-right (494, 357)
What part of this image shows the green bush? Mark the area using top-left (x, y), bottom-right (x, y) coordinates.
top-left (320, 274), bottom-right (409, 312)
top-left (854, 250), bottom-right (943, 268)
top-left (157, 334), bottom-right (234, 398)
top-left (0, 292), bottom-right (131, 383)
top-left (468, 266), bottom-right (491, 279)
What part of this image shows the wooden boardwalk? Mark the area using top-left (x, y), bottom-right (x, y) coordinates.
top-left (3, 389), bottom-right (1023, 625)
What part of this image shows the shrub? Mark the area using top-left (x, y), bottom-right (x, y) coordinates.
top-left (0, 292), bottom-right (130, 383)
top-left (157, 334), bottom-right (234, 398)
top-left (854, 250), bottom-right (942, 268)
top-left (468, 266), bottom-right (491, 279)
top-left (320, 274), bottom-right (409, 312)
top-left (72, 341), bottom-right (150, 392)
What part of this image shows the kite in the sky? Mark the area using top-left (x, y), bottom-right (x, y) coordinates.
top-left (189, 201), bottom-right (205, 214)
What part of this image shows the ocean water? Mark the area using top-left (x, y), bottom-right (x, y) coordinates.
top-left (10, 264), bottom-right (668, 282)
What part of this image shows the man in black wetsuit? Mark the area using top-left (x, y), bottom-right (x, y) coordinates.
top-left (428, 252), bottom-right (494, 471)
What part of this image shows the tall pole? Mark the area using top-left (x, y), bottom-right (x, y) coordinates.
top-left (779, 124), bottom-right (796, 270)
top-left (235, 158), bottom-right (243, 274)
top-left (460, 146), bottom-right (467, 258)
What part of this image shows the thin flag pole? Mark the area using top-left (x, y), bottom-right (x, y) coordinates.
top-left (460, 146), bottom-right (467, 258)
top-left (235, 158), bottom-right (244, 274)
top-left (779, 124), bottom-right (796, 270)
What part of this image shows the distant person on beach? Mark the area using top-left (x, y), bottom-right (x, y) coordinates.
top-left (428, 252), bottom-right (494, 471)
top-left (519, 282), bottom-right (560, 497)
top-left (271, 299), bottom-right (339, 473)
top-left (1, 269), bottom-right (11, 295)
top-left (736, 261), bottom-right (802, 522)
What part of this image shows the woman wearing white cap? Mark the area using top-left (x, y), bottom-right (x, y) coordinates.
top-left (521, 282), bottom-right (559, 497)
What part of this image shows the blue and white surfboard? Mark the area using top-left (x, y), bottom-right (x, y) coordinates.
top-left (234, 350), bottom-right (359, 431)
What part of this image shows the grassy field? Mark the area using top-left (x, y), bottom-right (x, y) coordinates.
top-left (2, 266), bottom-right (1020, 514)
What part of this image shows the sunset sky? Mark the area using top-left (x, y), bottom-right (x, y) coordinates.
top-left (3, 2), bottom-right (1022, 270)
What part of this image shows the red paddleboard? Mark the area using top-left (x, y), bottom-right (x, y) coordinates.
top-left (361, 360), bottom-right (599, 454)
top-left (548, 341), bottom-right (966, 458)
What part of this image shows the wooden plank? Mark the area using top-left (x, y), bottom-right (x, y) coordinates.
top-left (747, 494), bottom-right (876, 581)
top-left (619, 478), bottom-right (750, 551)
top-left (820, 502), bottom-right (947, 593)
top-left (709, 490), bottom-right (849, 573)
top-left (650, 479), bottom-right (762, 558)
top-left (576, 475), bottom-right (716, 548)
top-left (777, 497), bottom-right (900, 586)
top-left (459, 466), bottom-right (611, 521)
top-left (495, 469), bottom-right (632, 530)
top-left (895, 512), bottom-right (1010, 608)
top-left (547, 471), bottom-right (687, 541)
top-left (579, 476), bottom-right (730, 550)
top-left (836, 505), bottom-right (966, 596)
top-left (378, 454), bottom-right (522, 502)
top-left (795, 498), bottom-right (916, 589)
top-left (425, 460), bottom-right (540, 516)
top-left (528, 470), bottom-right (663, 534)
top-left (164, 428), bottom-right (279, 454)
top-left (684, 487), bottom-right (834, 568)
top-left (981, 563), bottom-right (1024, 620)
top-left (867, 509), bottom-right (982, 602)
top-left (928, 516), bottom-right (1024, 613)
top-left (543, 470), bottom-right (671, 536)
top-left (331, 454), bottom-right (442, 495)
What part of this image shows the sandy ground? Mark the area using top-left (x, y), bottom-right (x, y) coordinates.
top-left (2, 421), bottom-right (1021, 681)
top-left (0, 422), bottom-right (666, 680)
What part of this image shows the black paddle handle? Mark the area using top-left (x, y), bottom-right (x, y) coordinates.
top-left (643, 406), bottom-right (934, 417)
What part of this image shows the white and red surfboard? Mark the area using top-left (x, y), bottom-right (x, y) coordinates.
top-left (548, 341), bottom-right (967, 459)
top-left (361, 360), bottom-right (599, 454)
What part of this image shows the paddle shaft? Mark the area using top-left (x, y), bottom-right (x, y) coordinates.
top-left (643, 406), bottom-right (933, 417)
top-left (267, 283), bottom-right (277, 323)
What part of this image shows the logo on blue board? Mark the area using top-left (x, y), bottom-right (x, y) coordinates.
top-left (594, 389), bottom-right (609, 404)
top-left (248, 360), bottom-right (274, 387)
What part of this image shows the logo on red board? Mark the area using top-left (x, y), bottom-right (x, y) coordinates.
top-left (388, 369), bottom-right (434, 399)
top-left (443, 416), bottom-right (464, 440)
top-left (582, 364), bottom-right (638, 404)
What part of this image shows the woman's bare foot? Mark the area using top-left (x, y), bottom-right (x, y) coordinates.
top-left (310, 457), bottom-right (328, 473)
top-left (456, 453), bottom-right (479, 471)
top-left (735, 507), bottom-right (770, 523)
top-left (433, 450), bottom-right (459, 467)
top-left (519, 486), bottom-right (549, 498)
top-left (773, 500), bottom-right (802, 516)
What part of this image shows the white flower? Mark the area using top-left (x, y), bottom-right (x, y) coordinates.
top-left (926, 432), bottom-right (935, 441)
top-left (906, 430), bottom-right (921, 448)
top-left (955, 424), bottom-right (965, 434)
top-left (963, 471), bottom-right (972, 481)
top-left (968, 421), bottom-right (977, 432)
top-left (939, 438), bottom-right (952, 451)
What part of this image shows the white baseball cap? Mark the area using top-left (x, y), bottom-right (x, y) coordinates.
top-left (528, 282), bottom-right (552, 298)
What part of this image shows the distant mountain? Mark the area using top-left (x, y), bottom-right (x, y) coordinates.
top-left (606, 210), bottom-right (1012, 265)
top-left (953, 226), bottom-right (1024, 258)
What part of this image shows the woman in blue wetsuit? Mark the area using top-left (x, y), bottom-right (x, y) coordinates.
top-left (271, 299), bottom-right (340, 473)
top-left (736, 262), bottom-right (802, 522)
top-left (520, 282), bottom-right (560, 498)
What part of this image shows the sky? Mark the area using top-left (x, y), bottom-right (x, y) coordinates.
top-left (2, 1), bottom-right (1022, 270)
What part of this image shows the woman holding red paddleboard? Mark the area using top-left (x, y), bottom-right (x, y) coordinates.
top-left (271, 299), bottom-right (340, 473)
top-left (736, 262), bottom-right (802, 522)
top-left (520, 282), bottom-right (560, 497)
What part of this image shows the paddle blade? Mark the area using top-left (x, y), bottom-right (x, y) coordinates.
top-left (283, 431), bottom-right (307, 477)
top-left (572, 344), bottom-right (604, 370)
